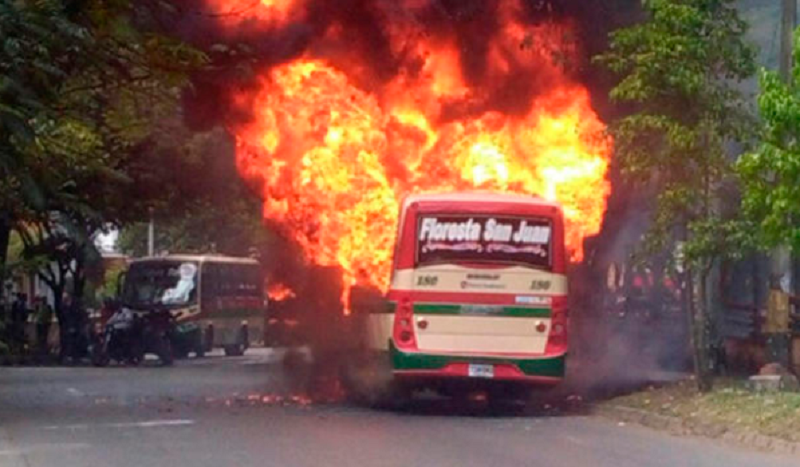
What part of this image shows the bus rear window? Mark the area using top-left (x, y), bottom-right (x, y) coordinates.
top-left (416, 214), bottom-right (552, 269)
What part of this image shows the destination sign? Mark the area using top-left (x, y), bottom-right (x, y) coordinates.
top-left (416, 215), bottom-right (552, 268)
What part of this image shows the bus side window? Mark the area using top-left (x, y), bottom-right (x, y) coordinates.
top-left (219, 264), bottom-right (236, 297)
top-left (216, 264), bottom-right (228, 297)
top-left (244, 266), bottom-right (262, 297)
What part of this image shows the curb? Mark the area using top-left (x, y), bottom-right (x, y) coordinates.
top-left (595, 405), bottom-right (800, 456)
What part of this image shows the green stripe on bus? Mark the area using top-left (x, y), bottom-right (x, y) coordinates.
top-left (413, 304), bottom-right (550, 318)
top-left (389, 341), bottom-right (565, 377)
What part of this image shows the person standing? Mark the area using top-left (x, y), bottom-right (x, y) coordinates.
top-left (34, 296), bottom-right (53, 356)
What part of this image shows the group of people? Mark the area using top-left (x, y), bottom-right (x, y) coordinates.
top-left (1, 292), bottom-right (55, 355)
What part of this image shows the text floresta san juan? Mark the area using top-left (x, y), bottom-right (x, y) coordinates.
top-left (418, 217), bottom-right (551, 244)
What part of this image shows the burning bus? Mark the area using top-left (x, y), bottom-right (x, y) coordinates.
top-left (198, 0), bottom-right (614, 403)
top-left (342, 192), bottom-right (568, 404)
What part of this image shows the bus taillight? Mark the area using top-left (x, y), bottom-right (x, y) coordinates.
top-left (393, 298), bottom-right (416, 349)
top-left (545, 297), bottom-right (568, 355)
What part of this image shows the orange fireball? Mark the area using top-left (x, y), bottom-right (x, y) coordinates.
top-left (212, 0), bottom-right (613, 312)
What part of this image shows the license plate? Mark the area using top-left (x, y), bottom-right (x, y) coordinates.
top-left (460, 305), bottom-right (501, 315)
top-left (468, 364), bottom-right (494, 378)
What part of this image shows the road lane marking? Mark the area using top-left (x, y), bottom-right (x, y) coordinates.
top-left (109, 420), bottom-right (195, 428)
top-left (66, 387), bottom-right (84, 397)
top-left (42, 419), bottom-right (195, 430)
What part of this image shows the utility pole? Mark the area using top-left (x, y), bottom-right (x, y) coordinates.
top-left (766, 0), bottom-right (797, 369)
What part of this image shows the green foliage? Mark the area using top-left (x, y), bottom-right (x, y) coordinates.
top-left (91, 262), bottom-right (125, 305)
top-left (117, 200), bottom-right (271, 258)
top-left (1, 0), bottom-right (206, 316)
top-left (738, 28), bottom-right (800, 251)
top-left (116, 126), bottom-right (274, 258)
top-left (595, 0), bottom-right (756, 267)
top-left (596, 0), bottom-right (757, 391)
top-left (1, 231), bottom-right (43, 278)
top-left (0, 0), bottom-right (88, 213)
top-left (1, 0), bottom-right (206, 221)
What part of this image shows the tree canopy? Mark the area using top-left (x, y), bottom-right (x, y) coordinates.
top-left (738, 28), bottom-right (800, 251)
top-left (594, 0), bottom-right (757, 390)
top-left (1, 0), bottom-right (206, 340)
top-left (115, 126), bottom-right (274, 259)
top-left (595, 0), bottom-right (756, 264)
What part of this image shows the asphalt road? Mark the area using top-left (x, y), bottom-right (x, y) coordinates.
top-left (1, 349), bottom-right (796, 467)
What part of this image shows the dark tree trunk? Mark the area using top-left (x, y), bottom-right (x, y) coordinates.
top-left (51, 284), bottom-right (66, 358)
top-left (72, 255), bottom-right (86, 305)
top-left (689, 267), bottom-right (714, 393)
top-left (38, 264), bottom-right (68, 359)
top-left (49, 280), bottom-right (68, 358)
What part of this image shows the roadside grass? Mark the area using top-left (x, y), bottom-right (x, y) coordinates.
top-left (604, 379), bottom-right (800, 442)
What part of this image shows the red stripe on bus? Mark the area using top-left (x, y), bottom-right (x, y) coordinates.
top-left (394, 366), bottom-right (562, 385)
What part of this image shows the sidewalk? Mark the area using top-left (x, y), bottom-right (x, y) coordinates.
top-left (596, 379), bottom-right (800, 455)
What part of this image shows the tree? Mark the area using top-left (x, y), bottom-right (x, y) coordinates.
top-left (1, 0), bottom-right (205, 356)
top-left (738, 28), bottom-right (800, 250)
top-left (594, 0), bottom-right (756, 390)
top-left (116, 126), bottom-right (274, 259)
top-left (0, 0), bottom-right (89, 300)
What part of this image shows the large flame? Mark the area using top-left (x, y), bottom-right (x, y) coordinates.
top-left (212, 0), bottom-right (612, 311)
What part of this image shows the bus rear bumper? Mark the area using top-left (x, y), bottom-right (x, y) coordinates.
top-left (389, 343), bottom-right (565, 386)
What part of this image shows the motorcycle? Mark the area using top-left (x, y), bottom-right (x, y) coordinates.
top-left (171, 321), bottom-right (206, 359)
top-left (91, 308), bottom-right (174, 367)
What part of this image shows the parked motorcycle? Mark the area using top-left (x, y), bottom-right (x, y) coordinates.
top-left (91, 308), bottom-right (174, 367)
